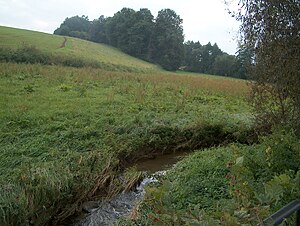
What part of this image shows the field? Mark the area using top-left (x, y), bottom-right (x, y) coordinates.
top-left (1, 26), bottom-right (285, 226)
top-left (0, 60), bottom-right (254, 225)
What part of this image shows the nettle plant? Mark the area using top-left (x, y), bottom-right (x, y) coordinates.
top-left (227, 129), bottom-right (300, 224)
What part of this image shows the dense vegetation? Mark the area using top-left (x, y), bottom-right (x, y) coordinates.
top-left (0, 0), bottom-right (299, 224)
top-left (0, 62), bottom-right (251, 225)
top-left (234, 0), bottom-right (300, 133)
top-left (119, 1), bottom-right (300, 225)
top-left (0, 27), bottom-right (252, 225)
top-left (183, 41), bottom-right (249, 79)
top-left (121, 129), bottom-right (300, 225)
top-left (54, 9), bottom-right (247, 78)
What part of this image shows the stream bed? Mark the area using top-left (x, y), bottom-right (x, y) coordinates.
top-left (72, 151), bottom-right (188, 226)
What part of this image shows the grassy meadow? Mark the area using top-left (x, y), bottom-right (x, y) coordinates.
top-left (4, 26), bottom-right (291, 226)
top-left (0, 61), bottom-right (253, 225)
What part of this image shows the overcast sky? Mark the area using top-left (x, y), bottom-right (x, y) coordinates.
top-left (0, 0), bottom-right (240, 54)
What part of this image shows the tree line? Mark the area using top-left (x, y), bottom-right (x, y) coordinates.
top-left (54, 8), bottom-right (248, 78)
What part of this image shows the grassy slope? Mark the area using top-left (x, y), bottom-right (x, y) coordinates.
top-left (0, 26), bottom-right (160, 71)
top-left (0, 26), bottom-right (254, 225)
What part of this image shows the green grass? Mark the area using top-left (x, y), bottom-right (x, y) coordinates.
top-left (122, 147), bottom-right (234, 226)
top-left (0, 26), bottom-right (161, 72)
top-left (0, 26), bottom-right (292, 226)
top-left (0, 62), bottom-right (253, 225)
top-left (0, 25), bottom-right (256, 226)
top-left (124, 128), bottom-right (300, 226)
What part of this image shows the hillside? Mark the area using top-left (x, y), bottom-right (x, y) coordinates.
top-left (0, 26), bottom-right (161, 72)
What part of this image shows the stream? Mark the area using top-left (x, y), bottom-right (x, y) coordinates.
top-left (72, 151), bottom-right (188, 226)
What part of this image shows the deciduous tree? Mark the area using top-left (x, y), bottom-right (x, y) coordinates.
top-left (151, 9), bottom-right (184, 71)
top-left (230, 0), bottom-right (300, 131)
top-left (54, 15), bottom-right (91, 39)
top-left (90, 15), bottom-right (107, 43)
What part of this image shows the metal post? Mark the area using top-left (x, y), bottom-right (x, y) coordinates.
top-left (296, 209), bottom-right (300, 226)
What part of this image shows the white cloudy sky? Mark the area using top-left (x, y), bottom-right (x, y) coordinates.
top-left (0, 0), bottom-right (240, 54)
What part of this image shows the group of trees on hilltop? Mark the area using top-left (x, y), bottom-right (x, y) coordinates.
top-left (54, 15), bottom-right (91, 40)
top-left (54, 8), bottom-right (248, 78)
top-left (54, 8), bottom-right (184, 71)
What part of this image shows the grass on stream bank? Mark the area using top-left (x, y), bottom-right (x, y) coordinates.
top-left (0, 62), bottom-right (253, 225)
top-left (120, 129), bottom-right (300, 226)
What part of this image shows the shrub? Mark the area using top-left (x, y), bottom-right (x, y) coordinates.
top-left (228, 128), bottom-right (300, 223)
top-left (0, 45), bottom-right (50, 65)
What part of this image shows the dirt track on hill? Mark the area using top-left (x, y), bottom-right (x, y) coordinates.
top-left (60, 37), bottom-right (67, 48)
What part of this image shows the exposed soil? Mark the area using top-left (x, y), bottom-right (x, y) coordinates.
top-left (60, 37), bottom-right (67, 48)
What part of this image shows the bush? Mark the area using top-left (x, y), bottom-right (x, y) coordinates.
top-left (14, 45), bottom-right (51, 64)
top-left (228, 128), bottom-right (300, 224)
top-left (0, 45), bottom-right (50, 65)
top-left (166, 148), bottom-right (232, 210)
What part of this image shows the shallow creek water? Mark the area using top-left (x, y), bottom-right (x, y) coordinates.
top-left (72, 151), bottom-right (188, 226)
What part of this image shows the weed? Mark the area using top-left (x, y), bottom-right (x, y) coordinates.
top-left (23, 84), bottom-right (35, 93)
top-left (58, 84), bottom-right (72, 92)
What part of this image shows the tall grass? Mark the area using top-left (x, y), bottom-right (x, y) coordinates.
top-left (0, 62), bottom-right (252, 225)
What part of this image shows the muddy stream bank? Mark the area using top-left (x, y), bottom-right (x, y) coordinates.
top-left (70, 151), bottom-right (189, 226)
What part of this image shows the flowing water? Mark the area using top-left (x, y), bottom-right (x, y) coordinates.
top-left (72, 151), bottom-right (188, 226)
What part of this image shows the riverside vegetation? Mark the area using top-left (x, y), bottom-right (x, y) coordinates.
top-left (0, 26), bottom-right (299, 226)
top-left (120, 129), bottom-right (300, 225)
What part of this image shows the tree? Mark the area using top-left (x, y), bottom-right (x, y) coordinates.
top-left (231, 0), bottom-right (300, 131)
top-left (90, 15), bottom-right (108, 43)
top-left (200, 42), bottom-right (223, 74)
top-left (235, 46), bottom-right (254, 79)
top-left (212, 54), bottom-right (238, 77)
top-left (105, 8), bottom-right (154, 60)
top-left (127, 8), bottom-right (154, 60)
top-left (183, 41), bottom-right (226, 75)
top-left (54, 15), bottom-right (91, 39)
top-left (183, 41), bottom-right (203, 72)
top-left (105, 8), bottom-right (136, 51)
top-left (151, 9), bottom-right (184, 71)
